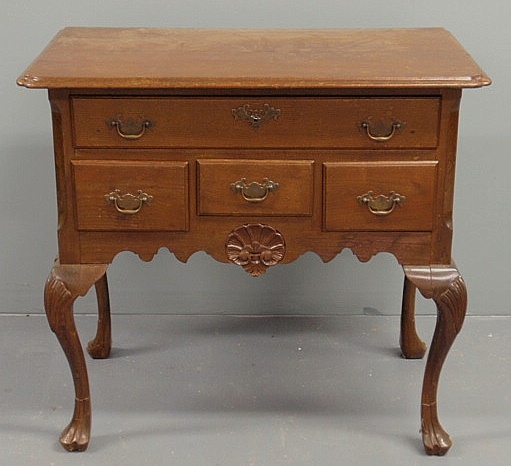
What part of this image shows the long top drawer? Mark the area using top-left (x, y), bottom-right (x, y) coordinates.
top-left (71, 97), bottom-right (440, 149)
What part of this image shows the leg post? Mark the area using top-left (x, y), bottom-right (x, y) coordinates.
top-left (400, 275), bottom-right (427, 359)
top-left (44, 262), bottom-right (108, 452)
top-left (403, 264), bottom-right (467, 456)
top-left (87, 273), bottom-right (112, 359)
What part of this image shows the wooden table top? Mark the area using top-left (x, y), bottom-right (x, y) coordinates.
top-left (17, 27), bottom-right (490, 90)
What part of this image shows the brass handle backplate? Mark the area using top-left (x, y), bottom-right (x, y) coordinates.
top-left (232, 104), bottom-right (281, 128)
top-left (230, 178), bottom-right (279, 203)
top-left (361, 119), bottom-right (402, 142)
top-left (108, 116), bottom-right (153, 140)
top-left (357, 191), bottom-right (406, 216)
top-left (105, 189), bottom-right (153, 214)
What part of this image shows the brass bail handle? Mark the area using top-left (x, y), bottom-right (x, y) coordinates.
top-left (361, 120), bottom-right (402, 142)
top-left (357, 191), bottom-right (406, 216)
top-left (105, 189), bottom-right (153, 214)
top-left (108, 116), bottom-right (153, 140)
top-left (231, 178), bottom-right (279, 203)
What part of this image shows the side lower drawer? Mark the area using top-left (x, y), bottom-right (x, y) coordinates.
top-left (72, 160), bottom-right (188, 231)
top-left (197, 159), bottom-right (314, 216)
top-left (324, 161), bottom-right (437, 231)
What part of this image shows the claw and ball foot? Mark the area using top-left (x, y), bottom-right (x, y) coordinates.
top-left (404, 264), bottom-right (467, 456)
top-left (44, 263), bottom-right (108, 452)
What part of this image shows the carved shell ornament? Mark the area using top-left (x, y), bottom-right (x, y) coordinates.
top-left (226, 224), bottom-right (286, 276)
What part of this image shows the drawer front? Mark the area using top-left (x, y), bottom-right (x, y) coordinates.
top-left (198, 160), bottom-right (314, 216)
top-left (72, 97), bottom-right (439, 149)
top-left (72, 160), bottom-right (188, 231)
top-left (324, 161), bottom-right (437, 231)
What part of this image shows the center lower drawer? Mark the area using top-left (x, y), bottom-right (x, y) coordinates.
top-left (72, 160), bottom-right (189, 231)
top-left (197, 159), bottom-right (314, 216)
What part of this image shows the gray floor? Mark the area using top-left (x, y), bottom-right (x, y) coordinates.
top-left (1, 314), bottom-right (510, 465)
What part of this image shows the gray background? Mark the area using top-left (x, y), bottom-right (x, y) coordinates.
top-left (1, 1), bottom-right (508, 316)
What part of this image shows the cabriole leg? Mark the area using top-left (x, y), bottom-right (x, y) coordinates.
top-left (44, 262), bottom-right (108, 452)
top-left (403, 264), bottom-right (467, 456)
top-left (87, 273), bottom-right (112, 359)
top-left (400, 275), bottom-right (427, 359)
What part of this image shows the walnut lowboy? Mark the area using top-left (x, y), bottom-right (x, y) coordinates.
top-left (18, 28), bottom-right (490, 455)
